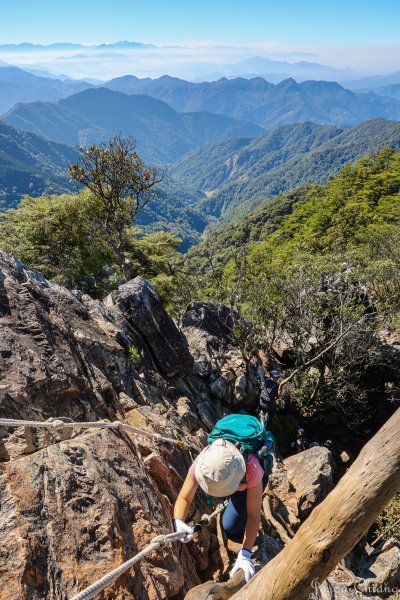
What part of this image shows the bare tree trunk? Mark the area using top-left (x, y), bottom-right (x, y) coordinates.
top-left (230, 408), bottom-right (400, 600)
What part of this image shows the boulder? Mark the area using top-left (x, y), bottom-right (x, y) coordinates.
top-left (358, 541), bottom-right (400, 590)
top-left (181, 302), bottom-right (236, 343)
top-left (284, 446), bottom-right (334, 519)
top-left (105, 277), bottom-right (193, 378)
top-left (268, 446), bottom-right (335, 523)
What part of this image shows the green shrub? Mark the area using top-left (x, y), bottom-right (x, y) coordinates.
top-left (127, 345), bottom-right (141, 366)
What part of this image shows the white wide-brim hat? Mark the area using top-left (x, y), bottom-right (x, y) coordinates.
top-left (195, 438), bottom-right (246, 497)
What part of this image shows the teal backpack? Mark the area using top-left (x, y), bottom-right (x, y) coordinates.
top-left (208, 414), bottom-right (267, 457)
top-left (206, 414), bottom-right (277, 504)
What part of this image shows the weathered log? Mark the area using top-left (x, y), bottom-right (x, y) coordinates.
top-left (184, 571), bottom-right (244, 600)
top-left (230, 407), bottom-right (400, 600)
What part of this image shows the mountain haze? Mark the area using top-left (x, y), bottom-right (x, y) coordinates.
top-left (0, 65), bottom-right (92, 113)
top-left (105, 75), bottom-right (400, 129)
top-left (3, 88), bottom-right (263, 163)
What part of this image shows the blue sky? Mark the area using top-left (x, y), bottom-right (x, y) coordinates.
top-left (1, 0), bottom-right (399, 46)
top-left (0, 0), bottom-right (399, 79)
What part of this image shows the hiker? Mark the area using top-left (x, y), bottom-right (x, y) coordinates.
top-left (259, 369), bottom-right (281, 421)
top-left (173, 414), bottom-right (273, 583)
top-left (291, 428), bottom-right (308, 453)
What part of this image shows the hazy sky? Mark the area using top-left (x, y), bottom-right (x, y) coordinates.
top-left (1, 0), bottom-right (399, 45)
top-left (0, 0), bottom-right (399, 78)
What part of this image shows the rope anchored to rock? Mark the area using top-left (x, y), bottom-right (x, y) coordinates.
top-left (70, 502), bottom-right (227, 600)
top-left (0, 417), bottom-right (195, 452)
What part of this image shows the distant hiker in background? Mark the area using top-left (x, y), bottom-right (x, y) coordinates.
top-left (173, 414), bottom-right (276, 583)
top-left (258, 368), bottom-right (281, 422)
top-left (291, 428), bottom-right (309, 453)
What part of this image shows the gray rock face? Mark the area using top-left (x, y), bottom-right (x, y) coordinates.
top-left (284, 446), bottom-right (335, 519)
top-left (181, 302), bottom-right (236, 343)
top-left (268, 446), bottom-right (335, 524)
top-left (318, 540), bottom-right (400, 600)
top-left (105, 277), bottom-right (194, 378)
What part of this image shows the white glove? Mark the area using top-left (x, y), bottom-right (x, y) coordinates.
top-left (173, 518), bottom-right (194, 543)
top-left (230, 548), bottom-right (255, 582)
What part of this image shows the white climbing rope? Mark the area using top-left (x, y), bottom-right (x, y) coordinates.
top-left (70, 503), bottom-right (226, 600)
top-left (0, 417), bottom-right (195, 451)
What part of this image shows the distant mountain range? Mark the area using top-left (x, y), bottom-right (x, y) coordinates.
top-left (366, 84), bottom-right (400, 101)
top-left (0, 121), bottom-right (78, 210)
top-left (171, 119), bottom-right (400, 226)
top-left (0, 41), bottom-right (155, 52)
top-left (225, 55), bottom-right (360, 83)
top-left (1, 64), bottom-right (400, 130)
top-left (105, 76), bottom-right (400, 129)
top-left (0, 63), bottom-right (400, 123)
top-left (346, 71), bottom-right (400, 90)
top-left (2, 87), bottom-right (263, 163)
top-left (0, 66), bottom-right (93, 113)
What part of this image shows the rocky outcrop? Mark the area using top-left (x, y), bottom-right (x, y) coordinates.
top-left (1, 429), bottom-right (201, 600)
top-left (181, 302), bottom-right (262, 411)
top-left (0, 252), bottom-right (397, 600)
top-left (318, 538), bottom-right (400, 599)
top-left (104, 277), bottom-right (193, 378)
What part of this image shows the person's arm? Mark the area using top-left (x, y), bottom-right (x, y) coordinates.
top-left (174, 472), bottom-right (199, 520)
top-left (230, 480), bottom-right (263, 582)
top-left (242, 480), bottom-right (263, 551)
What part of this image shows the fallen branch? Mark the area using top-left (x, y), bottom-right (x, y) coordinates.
top-left (262, 495), bottom-right (292, 545)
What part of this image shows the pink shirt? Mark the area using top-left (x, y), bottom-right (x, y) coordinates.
top-left (188, 447), bottom-right (264, 492)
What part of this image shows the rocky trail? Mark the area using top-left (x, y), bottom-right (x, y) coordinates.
top-left (0, 251), bottom-right (399, 600)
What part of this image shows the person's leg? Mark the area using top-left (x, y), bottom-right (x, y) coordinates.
top-left (222, 490), bottom-right (247, 542)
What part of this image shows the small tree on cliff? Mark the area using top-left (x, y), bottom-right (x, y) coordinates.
top-left (68, 135), bottom-right (165, 281)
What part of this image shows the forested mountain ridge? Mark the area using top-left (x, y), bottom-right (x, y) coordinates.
top-left (2, 117), bottom-right (399, 249)
top-left (0, 121), bottom-right (78, 210)
top-left (105, 75), bottom-right (400, 128)
top-left (172, 119), bottom-right (400, 227)
top-left (183, 148), bottom-right (400, 271)
top-left (2, 88), bottom-right (263, 164)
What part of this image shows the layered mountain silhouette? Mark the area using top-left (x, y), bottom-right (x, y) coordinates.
top-left (0, 121), bottom-right (78, 209)
top-left (3, 88), bottom-right (263, 163)
top-left (2, 67), bottom-right (400, 137)
top-left (0, 66), bottom-right (93, 113)
top-left (105, 75), bottom-right (400, 128)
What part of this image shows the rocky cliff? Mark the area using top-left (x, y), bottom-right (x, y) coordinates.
top-left (0, 252), bottom-right (398, 600)
top-left (0, 252), bottom-right (268, 599)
